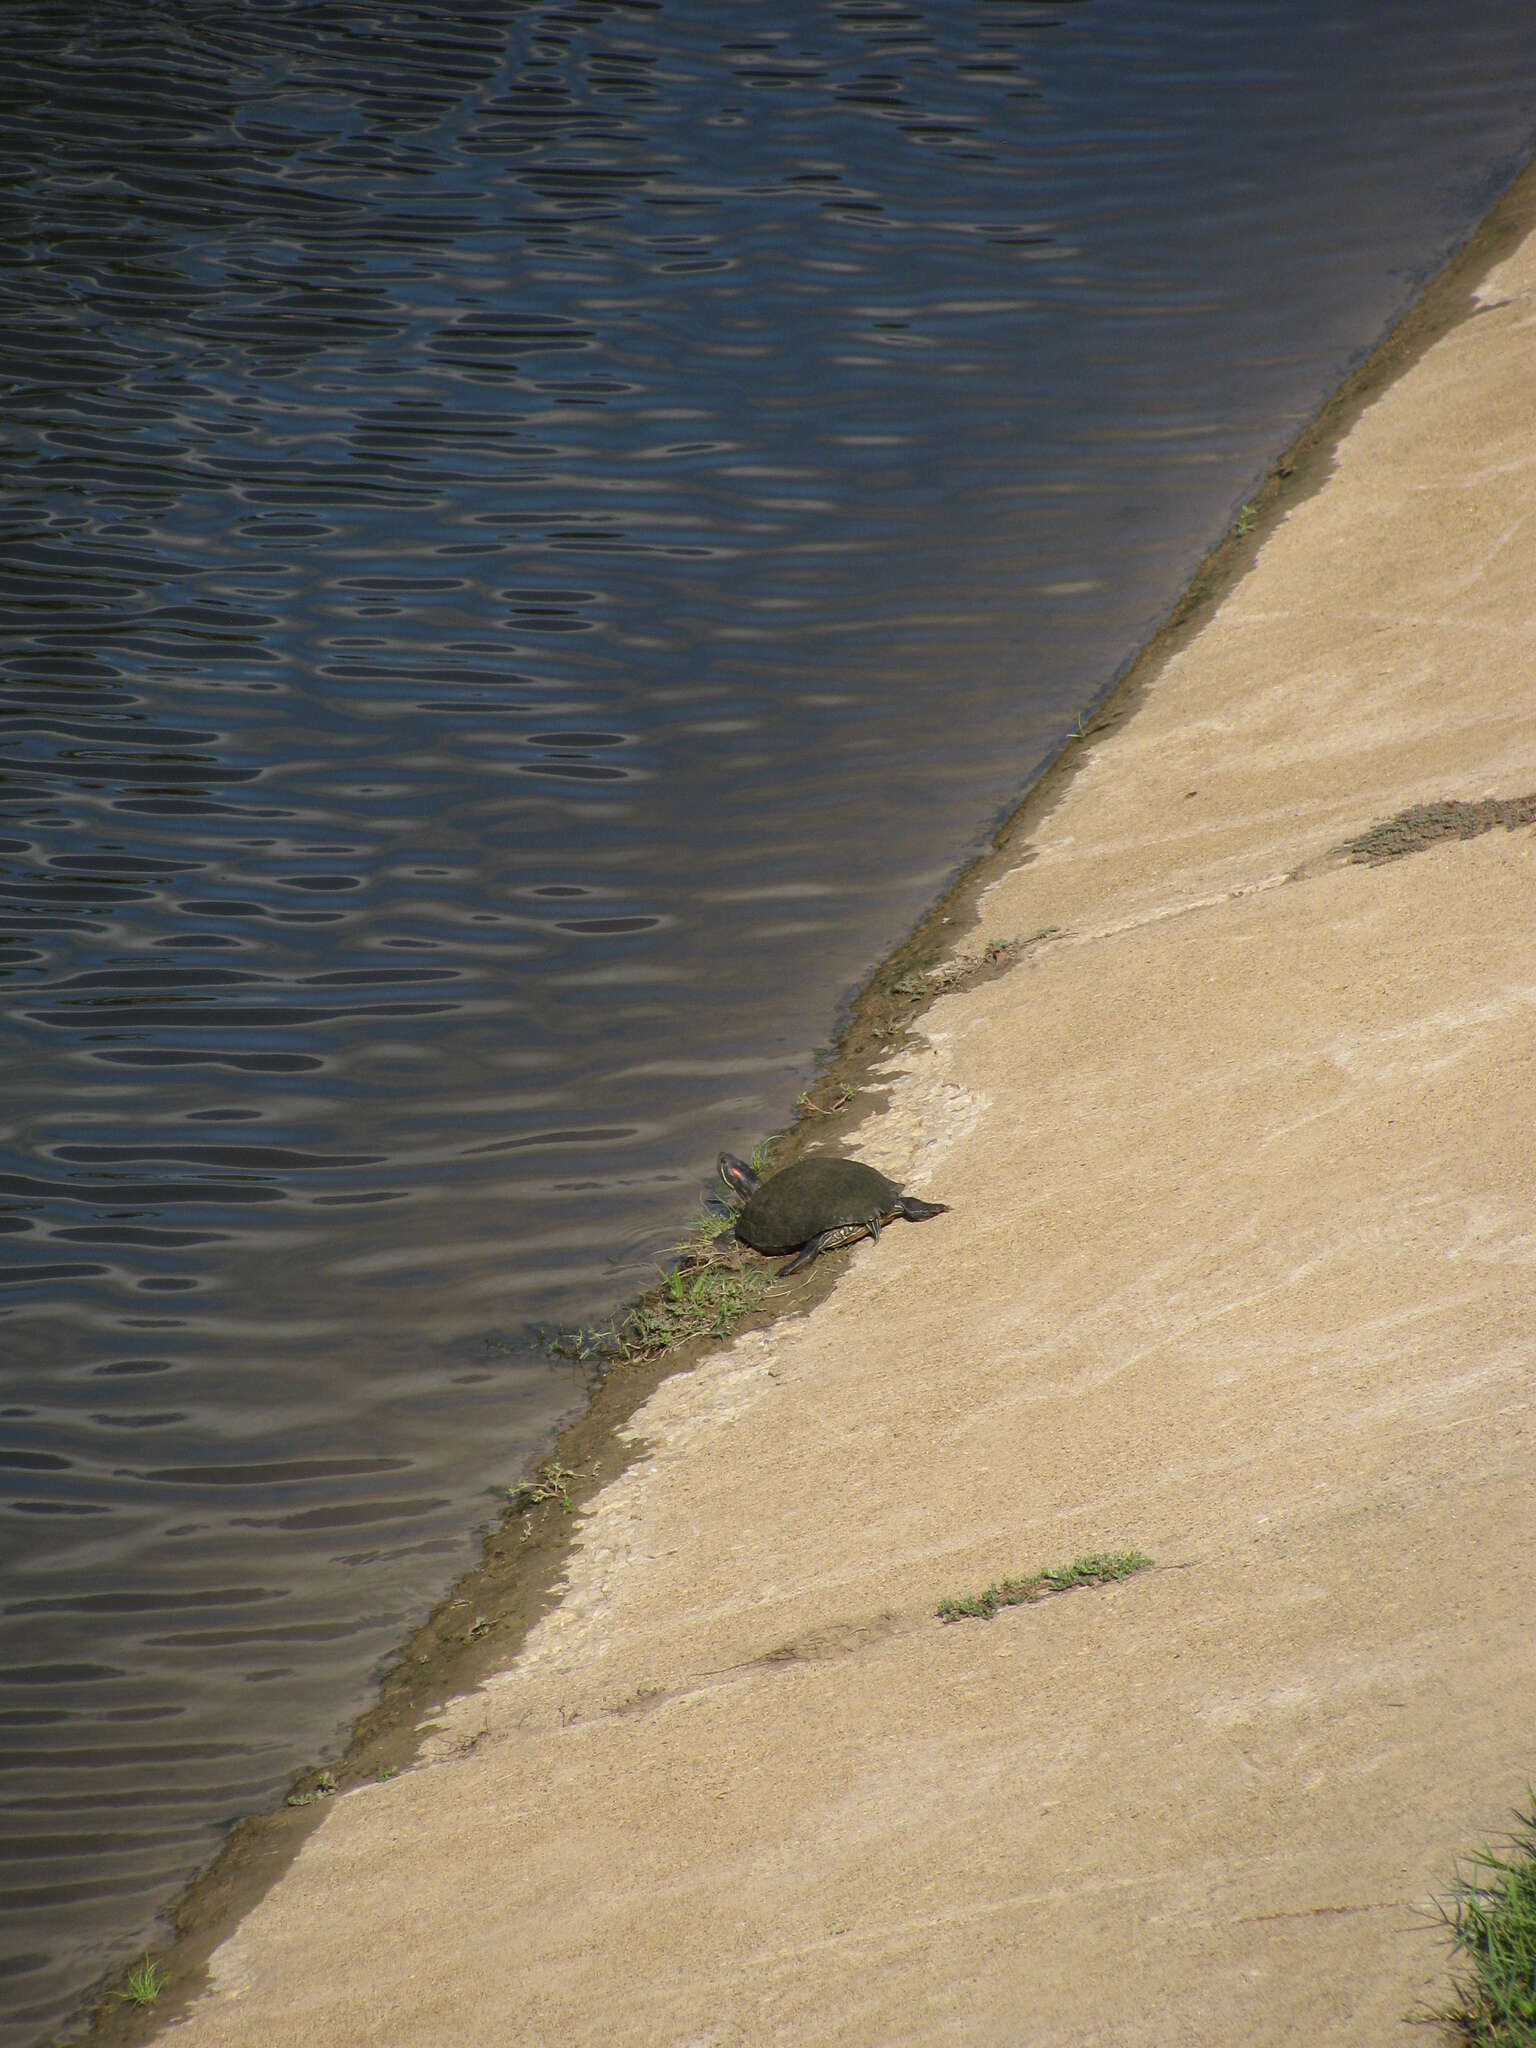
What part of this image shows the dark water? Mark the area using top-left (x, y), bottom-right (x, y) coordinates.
top-left (3, 1), bottom-right (1534, 2037)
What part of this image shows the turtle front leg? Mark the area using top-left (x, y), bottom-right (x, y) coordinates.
top-left (776, 1232), bottom-right (836, 1277)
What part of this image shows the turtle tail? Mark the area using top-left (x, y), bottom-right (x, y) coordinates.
top-left (897, 1196), bottom-right (948, 1223)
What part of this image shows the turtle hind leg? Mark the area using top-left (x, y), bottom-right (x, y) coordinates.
top-left (718, 1152), bottom-right (761, 1202)
top-left (898, 1196), bottom-right (948, 1223)
top-left (775, 1221), bottom-right (872, 1277)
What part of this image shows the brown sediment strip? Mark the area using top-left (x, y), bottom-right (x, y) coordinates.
top-left (90, 155), bottom-right (1536, 2048)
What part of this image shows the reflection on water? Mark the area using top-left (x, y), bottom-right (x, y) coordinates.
top-left (3, 0), bottom-right (1535, 2036)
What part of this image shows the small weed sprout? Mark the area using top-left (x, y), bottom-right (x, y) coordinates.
top-left (893, 953), bottom-right (994, 1003)
top-left (119, 1957), bottom-right (166, 2008)
top-left (508, 1460), bottom-right (577, 1514)
top-left (797, 1086), bottom-right (852, 1116)
top-left (937, 1550), bottom-right (1153, 1624)
top-left (284, 1768), bottom-right (336, 1808)
top-left (548, 1323), bottom-right (611, 1365)
top-left (1237, 501), bottom-right (1257, 535)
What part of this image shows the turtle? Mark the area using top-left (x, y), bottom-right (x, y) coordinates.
top-left (717, 1152), bottom-right (948, 1277)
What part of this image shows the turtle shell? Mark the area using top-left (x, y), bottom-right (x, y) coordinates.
top-left (733, 1156), bottom-right (903, 1256)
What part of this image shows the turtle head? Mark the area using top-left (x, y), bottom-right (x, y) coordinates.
top-left (717, 1152), bottom-right (762, 1204)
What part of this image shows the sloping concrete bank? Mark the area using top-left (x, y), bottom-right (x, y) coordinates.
top-left (160, 196), bottom-right (1536, 2046)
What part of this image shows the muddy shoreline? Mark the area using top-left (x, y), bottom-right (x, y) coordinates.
top-left (81, 150), bottom-right (1536, 2048)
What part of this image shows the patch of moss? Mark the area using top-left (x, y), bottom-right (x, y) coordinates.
top-left (1343, 794), bottom-right (1536, 866)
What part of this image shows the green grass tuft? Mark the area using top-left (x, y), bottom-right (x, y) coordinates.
top-left (631, 1259), bottom-right (769, 1351)
top-left (548, 1145), bottom-right (783, 1372)
top-left (551, 1248), bottom-right (769, 1371)
top-left (681, 1205), bottom-right (738, 1250)
top-left (118, 1957), bottom-right (166, 2008)
top-left (1434, 1803), bottom-right (1536, 2045)
top-left (937, 1549), bottom-right (1153, 1624)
